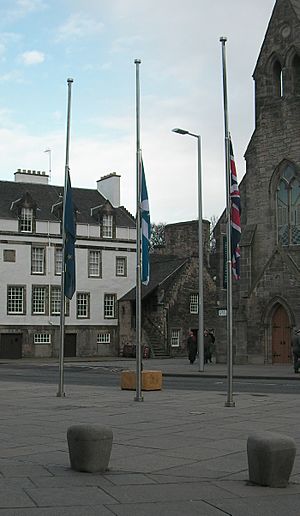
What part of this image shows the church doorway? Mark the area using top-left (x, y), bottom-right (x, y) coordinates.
top-left (272, 305), bottom-right (291, 363)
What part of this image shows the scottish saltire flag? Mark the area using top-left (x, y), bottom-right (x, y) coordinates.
top-left (140, 158), bottom-right (150, 285)
top-left (64, 168), bottom-right (76, 299)
top-left (229, 138), bottom-right (241, 280)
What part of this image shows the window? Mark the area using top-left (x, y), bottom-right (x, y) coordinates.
top-left (20, 207), bottom-right (33, 233)
top-left (102, 214), bottom-right (113, 238)
top-left (32, 286), bottom-right (47, 315)
top-left (34, 333), bottom-right (51, 344)
top-left (3, 250), bottom-right (16, 262)
top-left (190, 294), bottom-right (199, 314)
top-left (7, 286), bottom-right (25, 314)
top-left (76, 292), bottom-right (90, 318)
top-left (293, 54), bottom-right (300, 95)
top-left (97, 333), bottom-right (111, 344)
top-left (277, 164), bottom-right (300, 245)
top-left (273, 60), bottom-right (283, 97)
top-left (55, 248), bottom-right (62, 275)
top-left (104, 294), bottom-right (116, 318)
top-left (171, 329), bottom-right (180, 347)
top-left (31, 247), bottom-right (45, 274)
top-left (51, 286), bottom-right (69, 316)
top-left (88, 250), bottom-right (101, 277)
top-left (116, 256), bottom-right (127, 276)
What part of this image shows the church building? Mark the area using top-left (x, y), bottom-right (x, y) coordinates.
top-left (215, 0), bottom-right (300, 364)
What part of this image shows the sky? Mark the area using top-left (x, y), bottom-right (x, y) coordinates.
top-left (0, 0), bottom-right (276, 224)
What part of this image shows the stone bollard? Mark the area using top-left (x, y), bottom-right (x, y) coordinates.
top-left (247, 431), bottom-right (296, 487)
top-left (67, 424), bottom-right (113, 473)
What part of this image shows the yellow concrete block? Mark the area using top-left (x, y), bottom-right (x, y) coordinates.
top-left (121, 370), bottom-right (162, 391)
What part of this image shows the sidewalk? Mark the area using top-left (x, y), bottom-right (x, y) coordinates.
top-left (0, 365), bottom-right (299, 514)
top-left (61, 356), bottom-right (300, 380)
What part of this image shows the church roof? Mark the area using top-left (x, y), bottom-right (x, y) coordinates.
top-left (0, 180), bottom-right (135, 227)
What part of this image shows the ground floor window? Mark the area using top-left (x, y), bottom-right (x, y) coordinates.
top-left (34, 333), bottom-right (51, 344)
top-left (171, 329), bottom-right (180, 347)
top-left (97, 332), bottom-right (111, 344)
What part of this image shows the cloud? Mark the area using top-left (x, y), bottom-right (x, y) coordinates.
top-left (1, 0), bottom-right (46, 23)
top-left (0, 70), bottom-right (24, 82)
top-left (55, 13), bottom-right (104, 41)
top-left (20, 50), bottom-right (45, 65)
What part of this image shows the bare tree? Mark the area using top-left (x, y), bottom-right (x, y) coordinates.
top-left (210, 215), bottom-right (217, 254)
top-left (150, 222), bottom-right (166, 251)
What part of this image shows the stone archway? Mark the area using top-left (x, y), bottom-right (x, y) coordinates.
top-left (263, 297), bottom-right (294, 364)
top-left (271, 305), bottom-right (292, 363)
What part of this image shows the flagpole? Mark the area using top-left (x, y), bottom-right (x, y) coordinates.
top-left (220, 37), bottom-right (235, 407)
top-left (134, 59), bottom-right (143, 402)
top-left (57, 78), bottom-right (73, 398)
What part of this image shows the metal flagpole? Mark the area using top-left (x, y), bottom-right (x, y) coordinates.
top-left (220, 37), bottom-right (235, 407)
top-left (57, 78), bottom-right (73, 398)
top-left (134, 59), bottom-right (143, 402)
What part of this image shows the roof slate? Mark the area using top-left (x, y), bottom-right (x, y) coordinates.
top-left (0, 180), bottom-right (135, 227)
top-left (121, 254), bottom-right (188, 301)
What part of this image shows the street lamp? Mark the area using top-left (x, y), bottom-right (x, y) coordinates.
top-left (44, 148), bottom-right (52, 180)
top-left (172, 127), bottom-right (204, 372)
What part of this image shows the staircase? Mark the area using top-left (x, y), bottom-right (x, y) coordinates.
top-left (144, 317), bottom-right (170, 358)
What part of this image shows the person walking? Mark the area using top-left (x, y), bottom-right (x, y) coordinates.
top-left (204, 329), bottom-right (214, 364)
top-left (291, 328), bottom-right (300, 373)
top-left (187, 330), bottom-right (197, 364)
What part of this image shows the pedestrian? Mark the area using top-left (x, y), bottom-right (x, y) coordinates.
top-left (291, 328), bottom-right (300, 373)
top-left (187, 330), bottom-right (197, 364)
top-left (204, 329), bottom-right (214, 364)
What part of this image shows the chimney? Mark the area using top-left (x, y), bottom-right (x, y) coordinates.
top-left (14, 169), bottom-right (49, 185)
top-left (97, 172), bottom-right (120, 207)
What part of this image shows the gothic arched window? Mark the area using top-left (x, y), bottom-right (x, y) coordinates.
top-left (292, 54), bottom-right (300, 94)
top-left (277, 164), bottom-right (300, 245)
top-left (273, 60), bottom-right (283, 97)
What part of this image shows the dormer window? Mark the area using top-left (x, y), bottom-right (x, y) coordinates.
top-left (102, 214), bottom-right (113, 238)
top-left (20, 207), bottom-right (33, 233)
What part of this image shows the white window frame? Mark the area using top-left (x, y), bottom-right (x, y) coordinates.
top-left (104, 294), bottom-right (116, 319)
top-left (116, 256), bottom-right (127, 277)
top-left (31, 247), bottom-right (45, 275)
top-left (77, 292), bottom-right (90, 319)
top-left (7, 286), bottom-right (25, 314)
top-left (88, 250), bottom-right (101, 277)
top-left (55, 247), bottom-right (62, 275)
top-left (34, 333), bottom-right (51, 344)
top-left (20, 207), bottom-right (33, 233)
top-left (190, 294), bottom-right (199, 314)
top-left (102, 214), bottom-right (113, 238)
top-left (32, 286), bottom-right (47, 315)
top-left (171, 329), bottom-right (180, 347)
top-left (97, 333), bottom-right (111, 344)
top-left (50, 286), bottom-right (69, 316)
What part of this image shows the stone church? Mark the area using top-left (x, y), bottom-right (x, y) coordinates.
top-left (215, 0), bottom-right (300, 364)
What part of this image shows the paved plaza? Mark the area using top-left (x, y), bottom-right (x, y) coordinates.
top-left (0, 360), bottom-right (299, 515)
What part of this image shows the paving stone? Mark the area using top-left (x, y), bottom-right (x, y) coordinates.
top-left (25, 486), bottom-right (117, 507)
top-left (106, 500), bottom-right (229, 516)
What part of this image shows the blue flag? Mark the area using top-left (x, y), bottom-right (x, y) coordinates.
top-left (64, 168), bottom-right (76, 299)
top-left (140, 158), bottom-right (150, 285)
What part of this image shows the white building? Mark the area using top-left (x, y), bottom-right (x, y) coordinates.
top-left (0, 169), bottom-right (136, 358)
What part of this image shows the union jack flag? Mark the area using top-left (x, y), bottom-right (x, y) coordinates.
top-left (229, 137), bottom-right (241, 279)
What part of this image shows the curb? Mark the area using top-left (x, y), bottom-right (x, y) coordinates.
top-left (162, 373), bottom-right (300, 381)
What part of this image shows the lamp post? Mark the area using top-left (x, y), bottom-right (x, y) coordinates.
top-left (44, 148), bottom-right (52, 180)
top-left (172, 128), bottom-right (204, 372)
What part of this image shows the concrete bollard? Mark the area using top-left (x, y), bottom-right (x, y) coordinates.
top-left (67, 424), bottom-right (113, 473)
top-left (247, 431), bottom-right (296, 487)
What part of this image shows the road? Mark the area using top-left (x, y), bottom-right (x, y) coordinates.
top-left (0, 362), bottom-right (299, 394)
